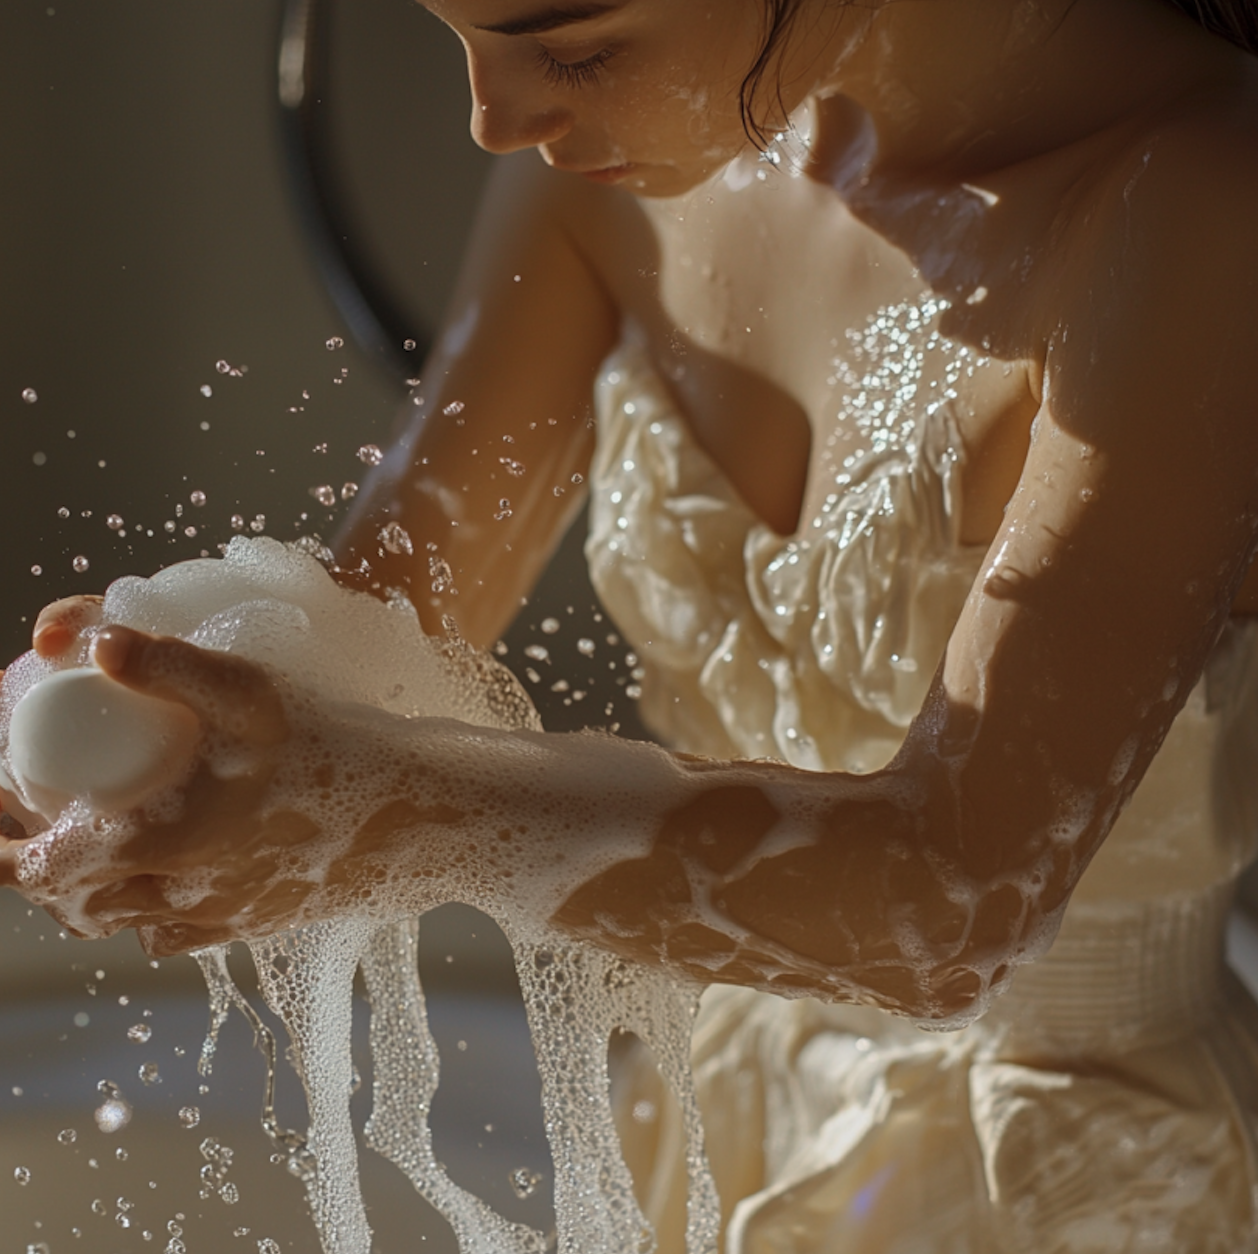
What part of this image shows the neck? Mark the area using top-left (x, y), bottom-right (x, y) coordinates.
top-left (808, 0), bottom-right (1242, 185)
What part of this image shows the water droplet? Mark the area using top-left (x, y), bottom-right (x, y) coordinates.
top-left (541, 617), bottom-right (560, 634)
top-left (190, 490), bottom-right (207, 507)
top-left (309, 485), bottom-right (336, 508)
top-left (357, 444), bottom-right (384, 466)
top-left (14, 1166), bottom-right (31, 1185)
top-left (94, 1080), bottom-right (133, 1132)
top-left (577, 638), bottom-right (596, 656)
top-left (106, 514), bottom-right (124, 531)
top-left (325, 336), bottom-right (344, 350)
top-left (139, 1062), bottom-right (161, 1086)
top-left (428, 555), bottom-right (453, 594)
top-left (200, 384), bottom-right (213, 398)
top-left (72, 555), bottom-right (89, 573)
top-left (508, 1166), bottom-right (542, 1199)
top-left (178, 1106), bottom-right (201, 1129)
top-left (30, 565), bottom-right (42, 576)
top-left (340, 481), bottom-right (358, 500)
top-left (21, 388), bottom-right (38, 404)
top-left (32, 451), bottom-right (46, 466)
top-left (127, 1023), bottom-right (152, 1044)
top-left (57, 1127), bottom-right (77, 1144)
top-left (378, 522), bottom-right (413, 556)
top-left (523, 644), bottom-right (550, 663)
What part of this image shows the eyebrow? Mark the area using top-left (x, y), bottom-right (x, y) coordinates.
top-left (473, 2), bottom-right (621, 36)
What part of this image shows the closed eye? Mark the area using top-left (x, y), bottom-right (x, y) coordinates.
top-left (535, 44), bottom-right (615, 88)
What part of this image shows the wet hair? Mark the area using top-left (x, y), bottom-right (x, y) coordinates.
top-left (740, 0), bottom-right (1258, 149)
top-left (1164, 0), bottom-right (1258, 52)
top-left (740, 0), bottom-right (808, 150)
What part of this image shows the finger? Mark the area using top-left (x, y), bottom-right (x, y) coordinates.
top-left (93, 627), bottom-right (287, 747)
top-left (33, 595), bottom-right (105, 659)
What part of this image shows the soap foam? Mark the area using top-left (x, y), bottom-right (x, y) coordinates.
top-left (0, 538), bottom-right (718, 1254)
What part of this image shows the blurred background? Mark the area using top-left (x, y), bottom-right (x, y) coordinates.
top-left (0, 0), bottom-right (634, 1249)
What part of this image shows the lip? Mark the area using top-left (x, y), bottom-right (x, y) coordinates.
top-left (575, 163), bottom-right (636, 185)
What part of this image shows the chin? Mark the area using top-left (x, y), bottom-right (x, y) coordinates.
top-left (622, 157), bottom-right (736, 200)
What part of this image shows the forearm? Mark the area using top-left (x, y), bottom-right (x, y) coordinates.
top-left (302, 696), bottom-right (1049, 1026)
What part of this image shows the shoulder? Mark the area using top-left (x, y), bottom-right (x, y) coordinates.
top-left (1047, 82), bottom-right (1258, 430)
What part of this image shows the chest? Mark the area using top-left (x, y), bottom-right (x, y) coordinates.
top-left (583, 164), bottom-right (1039, 543)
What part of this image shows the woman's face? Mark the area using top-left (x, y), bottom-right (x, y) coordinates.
top-left (422, 0), bottom-right (825, 197)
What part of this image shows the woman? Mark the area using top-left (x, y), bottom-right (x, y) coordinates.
top-left (7, 0), bottom-right (1258, 1247)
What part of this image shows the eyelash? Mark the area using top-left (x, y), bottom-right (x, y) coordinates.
top-left (535, 45), bottom-right (615, 89)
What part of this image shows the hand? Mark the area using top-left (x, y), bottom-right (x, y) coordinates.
top-left (0, 617), bottom-right (320, 956)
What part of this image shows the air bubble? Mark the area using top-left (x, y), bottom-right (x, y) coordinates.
top-left (139, 1062), bottom-right (162, 1086)
top-left (577, 638), bottom-right (596, 656)
top-left (325, 336), bottom-right (344, 350)
top-left (341, 482), bottom-right (358, 500)
top-left (127, 1023), bottom-right (152, 1043)
top-left (72, 556), bottom-right (89, 573)
top-left (107, 514), bottom-right (125, 530)
top-left (443, 400), bottom-right (465, 416)
top-left (357, 444), bottom-right (384, 466)
top-left (310, 485), bottom-right (336, 508)
top-left (58, 1127), bottom-right (77, 1144)
top-left (508, 1167), bottom-right (543, 1199)
top-left (493, 498), bottom-right (513, 520)
top-left (541, 617), bottom-right (560, 634)
top-left (403, 338), bottom-right (417, 351)
top-left (499, 457), bottom-right (526, 476)
top-left (200, 385), bottom-right (213, 398)
top-left (178, 1106), bottom-right (201, 1129)
top-left (30, 565), bottom-right (42, 576)
top-left (14, 1166), bottom-right (31, 1185)
top-left (190, 490), bottom-right (207, 507)
top-left (21, 387), bottom-right (38, 404)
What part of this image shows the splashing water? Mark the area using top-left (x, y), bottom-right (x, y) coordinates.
top-left (0, 538), bottom-right (719, 1254)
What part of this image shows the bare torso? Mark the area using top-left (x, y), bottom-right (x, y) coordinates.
top-left (556, 84), bottom-right (1258, 612)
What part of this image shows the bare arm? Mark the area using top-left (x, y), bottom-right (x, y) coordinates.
top-left (336, 152), bottom-right (620, 647)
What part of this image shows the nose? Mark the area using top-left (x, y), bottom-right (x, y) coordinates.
top-left (464, 52), bottom-right (573, 155)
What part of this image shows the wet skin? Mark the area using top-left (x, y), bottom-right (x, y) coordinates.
top-left (5, 0), bottom-right (1258, 1022)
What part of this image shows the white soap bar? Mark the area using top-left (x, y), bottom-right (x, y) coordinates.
top-left (8, 668), bottom-right (200, 821)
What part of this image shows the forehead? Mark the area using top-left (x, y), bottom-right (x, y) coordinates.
top-left (423, 0), bottom-right (630, 33)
